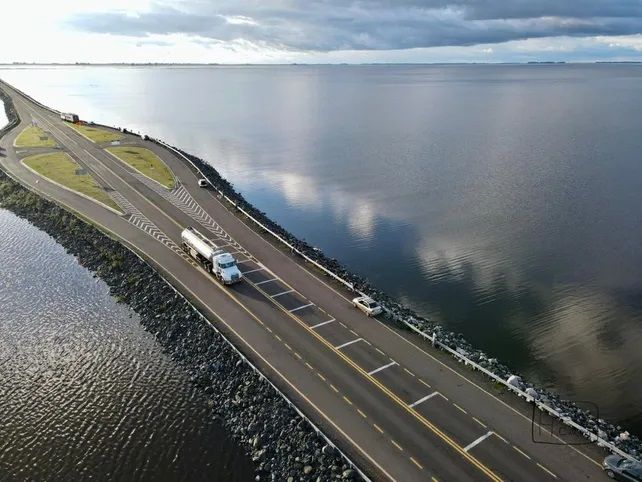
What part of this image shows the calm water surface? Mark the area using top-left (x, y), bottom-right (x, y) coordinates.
top-left (0, 209), bottom-right (252, 480)
top-left (1, 64), bottom-right (641, 434)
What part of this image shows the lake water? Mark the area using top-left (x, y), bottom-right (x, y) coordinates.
top-left (0, 209), bottom-right (252, 480)
top-left (1, 64), bottom-right (641, 435)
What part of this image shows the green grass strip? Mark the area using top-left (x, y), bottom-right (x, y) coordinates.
top-left (15, 126), bottom-right (57, 148)
top-left (23, 152), bottom-right (122, 213)
top-left (68, 123), bottom-right (123, 143)
top-left (106, 146), bottom-right (176, 189)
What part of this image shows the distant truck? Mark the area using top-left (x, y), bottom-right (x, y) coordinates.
top-left (60, 113), bottom-right (79, 123)
top-left (181, 226), bottom-right (243, 285)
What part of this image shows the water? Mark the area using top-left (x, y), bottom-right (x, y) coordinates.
top-left (0, 209), bottom-right (252, 480)
top-left (1, 64), bottom-right (641, 434)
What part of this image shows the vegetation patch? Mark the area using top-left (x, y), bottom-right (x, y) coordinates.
top-left (22, 152), bottom-right (122, 213)
top-left (107, 146), bottom-right (175, 189)
top-left (68, 123), bottom-right (122, 143)
top-left (15, 125), bottom-right (57, 148)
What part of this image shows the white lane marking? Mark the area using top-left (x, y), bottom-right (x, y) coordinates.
top-left (367, 361), bottom-right (397, 376)
top-left (335, 338), bottom-right (363, 350)
top-left (408, 391), bottom-right (440, 408)
top-left (289, 302), bottom-right (314, 313)
top-left (464, 431), bottom-right (494, 452)
top-left (241, 265), bottom-right (264, 272)
top-left (310, 318), bottom-right (335, 330)
top-left (254, 277), bottom-right (278, 286)
top-left (272, 289), bottom-right (295, 298)
top-left (537, 463), bottom-right (558, 479)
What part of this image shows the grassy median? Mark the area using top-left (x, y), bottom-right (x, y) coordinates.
top-left (22, 152), bottom-right (122, 213)
top-left (68, 123), bottom-right (123, 143)
top-left (106, 146), bottom-right (176, 189)
top-left (15, 126), bottom-right (57, 148)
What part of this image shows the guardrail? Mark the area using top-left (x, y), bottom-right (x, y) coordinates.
top-left (154, 138), bottom-right (640, 465)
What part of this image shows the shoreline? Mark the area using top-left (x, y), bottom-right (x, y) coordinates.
top-left (2, 80), bottom-right (641, 464)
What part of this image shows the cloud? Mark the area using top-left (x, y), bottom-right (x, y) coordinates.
top-left (67, 1), bottom-right (642, 52)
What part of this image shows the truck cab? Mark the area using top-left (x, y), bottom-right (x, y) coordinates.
top-left (212, 252), bottom-right (243, 285)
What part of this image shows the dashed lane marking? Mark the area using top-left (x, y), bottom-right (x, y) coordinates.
top-left (537, 463), bottom-right (558, 479)
top-left (410, 457), bottom-right (423, 470)
top-left (335, 338), bottom-right (363, 350)
top-left (391, 440), bottom-right (403, 452)
top-left (419, 379), bottom-right (431, 389)
top-left (409, 392), bottom-right (440, 408)
top-left (368, 361), bottom-right (398, 376)
top-left (289, 302), bottom-right (314, 313)
top-left (513, 445), bottom-right (531, 460)
top-left (464, 431), bottom-right (494, 452)
top-left (271, 289), bottom-right (295, 298)
top-left (255, 277), bottom-right (278, 285)
top-left (358, 409), bottom-right (367, 419)
top-left (310, 319), bottom-right (335, 329)
top-left (453, 403), bottom-right (468, 414)
top-left (343, 396), bottom-right (353, 406)
top-left (473, 417), bottom-right (488, 429)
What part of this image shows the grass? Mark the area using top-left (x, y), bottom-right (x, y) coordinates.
top-left (106, 146), bottom-right (176, 189)
top-left (15, 125), bottom-right (57, 148)
top-left (22, 152), bottom-right (122, 213)
top-left (68, 123), bottom-right (123, 143)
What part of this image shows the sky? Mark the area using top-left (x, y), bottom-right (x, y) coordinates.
top-left (2, 0), bottom-right (642, 64)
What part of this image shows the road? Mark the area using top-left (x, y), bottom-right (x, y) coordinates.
top-left (0, 80), bottom-right (612, 481)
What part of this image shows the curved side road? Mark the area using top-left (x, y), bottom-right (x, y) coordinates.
top-left (0, 79), bottom-right (611, 482)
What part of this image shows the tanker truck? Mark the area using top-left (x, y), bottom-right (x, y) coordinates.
top-left (181, 226), bottom-right (243, 285)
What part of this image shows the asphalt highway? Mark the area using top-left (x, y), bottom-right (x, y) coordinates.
top-left (0, 80), bottom-right (612, 481)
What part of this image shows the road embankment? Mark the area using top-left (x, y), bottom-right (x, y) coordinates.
top-left (0, 89), bottom-right (362, 482)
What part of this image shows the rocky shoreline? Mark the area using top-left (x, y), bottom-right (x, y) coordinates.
top-left (0, 94), bottom-right (363, 481)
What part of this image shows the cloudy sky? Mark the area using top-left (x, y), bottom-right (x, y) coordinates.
top-left (2, 0), bottom-right (642, 63)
